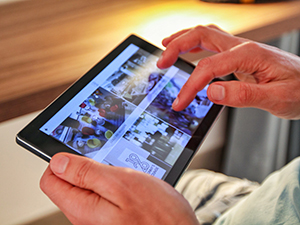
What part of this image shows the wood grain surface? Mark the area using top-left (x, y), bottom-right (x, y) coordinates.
top-left (1, 0), bottom-right (300, 122)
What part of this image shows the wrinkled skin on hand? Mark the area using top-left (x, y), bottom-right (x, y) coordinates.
top-left (40, 153), bottom-right (199, 225)
top-left (157, 25), bottom-right (300, 120)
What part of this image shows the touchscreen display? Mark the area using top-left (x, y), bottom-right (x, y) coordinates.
top-left (40, 44), bottom-right (213, 180)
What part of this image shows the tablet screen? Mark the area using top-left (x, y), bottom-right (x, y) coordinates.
top-left (39, 43), bottom-right (213, 180)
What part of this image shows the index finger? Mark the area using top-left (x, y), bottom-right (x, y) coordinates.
top-left (157, 25), bottom-right (245, 69)
top-left (172, 42), bottom-right (260, 111)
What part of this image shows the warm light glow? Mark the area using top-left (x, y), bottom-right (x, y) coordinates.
top-left (135, 9), bottom-right (214, 47)
top-left (137, 12), bottom-right (212, 47)
top-left (130, 2), bottom-right (234, 47)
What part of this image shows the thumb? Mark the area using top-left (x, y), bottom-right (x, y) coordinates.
top-left (207, 81), bottom-right (268, 109)
top-left (49, 153), bottom-right (127, 207)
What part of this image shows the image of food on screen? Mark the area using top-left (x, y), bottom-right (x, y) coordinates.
top-left (50, 87), bottom-right (136, 157)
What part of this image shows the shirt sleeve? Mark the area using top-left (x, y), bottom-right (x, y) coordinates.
top-left (214, 156), bottom-right (300, 225)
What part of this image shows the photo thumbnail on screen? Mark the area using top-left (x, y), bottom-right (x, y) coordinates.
top-left (123, 112), bottom-right (190, 166)
top-left (146, 70), bottom-right (213, 136)
top-left (102, 48), bottom-right (165, 106)
top-left (49, 87), bottom-right (136, 158)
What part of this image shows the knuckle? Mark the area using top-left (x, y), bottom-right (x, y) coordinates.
top-left (207, 24), bottom-right (220, 31)
top-left (237, 83), bottom-right (256, 105)
top-left (240, 41), bottom-right (263, 54)
top-left (207, 24), bottom-right (217, 28)
top-left (242, 41), bottom-right (259, 49)
top-left (193, 25), bottom-right (209, 40)
top-left (196, 57), bottom-right (216, 79)
top-left (197, 57), bottom-right (213, 68)
top-left (74, 160), bottom-right (94, 188)
top-left (194, 25), bottom-right (207, 33)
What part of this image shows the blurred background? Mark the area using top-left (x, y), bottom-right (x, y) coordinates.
top-left (0, 0), bottom-right (300, 224)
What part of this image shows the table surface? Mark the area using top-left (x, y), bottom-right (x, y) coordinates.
top-left (1, 0), bottom-right (300, 122)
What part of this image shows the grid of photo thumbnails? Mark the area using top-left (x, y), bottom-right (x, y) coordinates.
top-left (48, 47), bottom-right (213, 179)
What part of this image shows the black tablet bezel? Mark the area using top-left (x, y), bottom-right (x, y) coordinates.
top-left (16, 34), bottom-right (224, 186)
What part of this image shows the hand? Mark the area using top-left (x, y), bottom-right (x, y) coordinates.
top-left (40, 153), bottom-right (199, 225)
top-left (157, 25), bottom-right (300, 120)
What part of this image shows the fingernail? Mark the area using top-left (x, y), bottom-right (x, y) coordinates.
top-left (157, 54), bottom-right (164, 68)
top-left (50, 154), bottom-right (69, 174)
top-left (172, 97), bottom-right (179, 108)
top-left (157, 57), bottom-right (163, 66)
top-left (210, 84), bottom-right (225, 101)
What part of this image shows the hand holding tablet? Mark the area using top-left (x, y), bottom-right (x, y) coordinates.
top-left (16, 35), bottom-right (224, 186)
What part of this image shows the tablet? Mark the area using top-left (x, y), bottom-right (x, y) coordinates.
top-left (16, 34), bottom-right (224, 186)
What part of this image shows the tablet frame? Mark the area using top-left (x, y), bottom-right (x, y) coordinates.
top-left (16, 34), bottom-right (224, 186)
